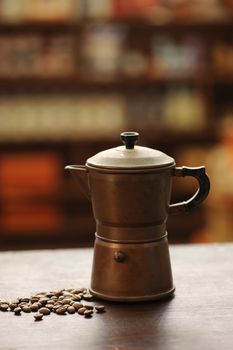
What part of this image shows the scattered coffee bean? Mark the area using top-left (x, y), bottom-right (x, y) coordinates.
top-left (77, 307), bottom-right (87, 315)
top-left (84, 309), bottom-right (93, 318)
top-left (55, 300), bottom-right (63, 305)
top-left (83, 305), bottom-right (94, 310)
top-left (31, 297), bottom-right (39, 303)
top-left (14, 307), bottom-right (22, 315)
top-left (56, 306), bottom-right (67, 315)
top-left (9, 303), bottom-right (18, 311)
top-left (19, 302), bottom-right (27, 307)
top-left (0, 303), bottom-right (9, 311)
top-left (67, 306), bottom-right (75, 314)
top-left (83, 293), bottom-right (93, 301)
top-left (73, 302), bottom-right (83, 310)
top-left (35, 295), bottom-right (45, 300)
top-left (52, 305), bottom-right (59, 311)
top-left (36, 292), bottom-right (47, 297)
top-left (34, 313), bottom-right (43, 321)
top-left (30, 304), bottom-right (39, 312)
top-left (0, 287), bottom-right (106, 321)
top-left (45, 304), bottom-right (54, 311)
top-left (39, 307), bottom-right (50, 315)
top-left (39, 297), bottom-right (50, 305)
top-left (62, 292), bottom-right (73, 298)
top-left (73, 288), bottom-right (84, 294)
top-left (22, 306), bottom-right (31, 313)
top-left (95, 305), bottom-right (105, 313)
top-left (21, 297), bottom-right (30, 303)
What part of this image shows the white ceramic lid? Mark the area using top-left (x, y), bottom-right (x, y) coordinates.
top-left (86, 132), bottom-right (175, 169)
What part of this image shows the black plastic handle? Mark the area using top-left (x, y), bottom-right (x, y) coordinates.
top-left (169, 166), bottom-right (210, 214)
top-left (121, 132), bottom-right (139, 149)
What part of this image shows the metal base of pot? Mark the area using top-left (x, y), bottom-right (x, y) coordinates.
top-left (90, 286), bottom-right (175, 302)
top-left (90, 236), bottom-right (174, 303)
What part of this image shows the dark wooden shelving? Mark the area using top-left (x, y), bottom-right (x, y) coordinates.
top-left (0, 127), bottom-right (217, 146)
top-left (0, 13), bottom-right (232, 249)
top-left (0, 17), bottom-right (232, 32)
top-left (0, 75), bottom-right (210, 90)
top-left (0, 73), bottom-right (232, 91)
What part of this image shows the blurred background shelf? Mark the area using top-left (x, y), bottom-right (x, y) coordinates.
top-left (0, 0), bottom-right (232, 249)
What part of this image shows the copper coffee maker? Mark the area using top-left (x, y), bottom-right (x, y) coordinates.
top-left (66, 132), bottom-right (210, 301)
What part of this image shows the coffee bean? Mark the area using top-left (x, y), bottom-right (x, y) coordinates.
top-left (72, 295), bottom-right (82, 301)
top-left (83, 305), bottom-right (94, 310)
top-left (36, 292), bottom-right (47, 296)
top-left (67, 306), bottom-right (75, 314)
top-left (31, 297), bottom-right (39, 303)
top-left (19, 302), bottom-right (28, 308)
top-left (73, 288), bottom-right (84, 294)
top-left (46, 292), bottom-right (55, 298)
top-left (56, 306), bottom-right (67, 315)
top-left (9, 303), bottom-right (18, 311)
top-left (45, 304), bottom-right (54, 310)
top-left (61, 298), bottom-right (72, 305)
top-left (34, 294), bottom-right (44, 299)
top-left (0, 303), bottom-right (9, 311)
top-left (62, 292), bottom-right (73, 297)
top-left (39, 307), bottom-right (50, 315)
top-left (52, 305), bottom-right (60, 311)
top-left (95, 305), bottom-right (105, 313)
top-left (22, 306), bottom-right (31, 313)
top-left (61, 305), bottom-right (69, 311)
top-left (58, 296), bottom-right (64, 301)
top-left (83, 293), bottom-right (93, 301)
top-left (39, 297), bottom-right (50, 305)
top-left (30, 304), bottom-right (39, 312)
top-left (84, 309), bottom-right (93, 318)
top-left (50, 296), bottom-right (58, 301)
top-left (21, 297), bottom-right (30, 303)
top-left (14, 307), bottom-right (22, 315)
top-left (73, 302), bottom-right (83, 310)
top-left (34, 312), bottom-right (43, 321)
top-left (77, 307), bottom-right (86, 315)
top-left (54, 301), bottom-right (62, 307)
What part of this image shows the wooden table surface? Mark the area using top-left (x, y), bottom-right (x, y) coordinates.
top-left (0, 243), bottom-right (233, 350)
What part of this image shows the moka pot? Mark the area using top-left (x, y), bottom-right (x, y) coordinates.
top-left (65, 132), bottom-right (210, 301)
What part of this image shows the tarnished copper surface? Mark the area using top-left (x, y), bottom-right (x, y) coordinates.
top-left (65, 132), bottom-right (210, 301)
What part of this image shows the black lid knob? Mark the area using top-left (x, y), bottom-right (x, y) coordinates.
top-left (120, 132), bottom-right (139, 149)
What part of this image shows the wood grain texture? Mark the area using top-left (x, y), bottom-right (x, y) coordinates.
top-left (0, 243), bottom-right (233, 350)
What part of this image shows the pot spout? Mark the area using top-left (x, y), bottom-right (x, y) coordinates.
top-left (65, 165), bottom-right (91, 201)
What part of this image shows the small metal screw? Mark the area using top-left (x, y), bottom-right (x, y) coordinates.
top-left (114, 251), bottom-right (126, 263)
